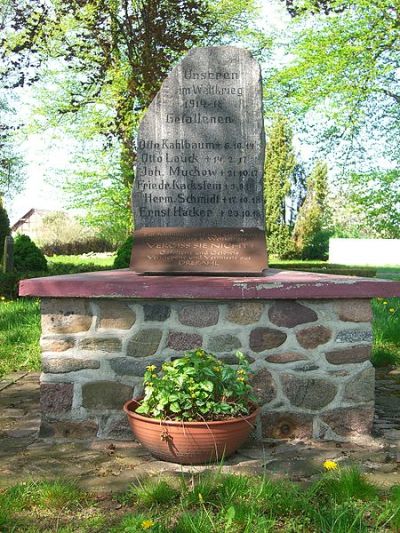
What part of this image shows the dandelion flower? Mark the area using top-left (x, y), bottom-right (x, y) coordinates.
top-left (389, 308), bottom-right (395, 313)
top-left (383, 301), bottom-right (388, 305)
top-left (146, 365), bottom-right (156, 372)
top-left (142, 519), bottom-right (155, 529)
top-left (323, 460), bottom-right (338, 471)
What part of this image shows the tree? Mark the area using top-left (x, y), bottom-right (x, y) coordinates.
top-left (0, 195), bottom-right (10, 263)
top-left (269, 0), bottom-right (400, 167)
top-left (2, 0), bottom-right (265, 238)
top-left (0, 93), bottom-right (25, 197)
top-left (264, 115), bottom-right (298, 257)
top-left (346, 170), bottom-right (400, 239)
top-left (293, 160), bottom-right (329, 259)
top-left (281, 0), bottom-right (345, 17)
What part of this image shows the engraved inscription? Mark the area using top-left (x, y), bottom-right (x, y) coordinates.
top-left (133, 47), bottom-right (265, 230)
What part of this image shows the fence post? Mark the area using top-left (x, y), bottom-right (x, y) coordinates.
top-left (3, 235), bottom-right (14, 273)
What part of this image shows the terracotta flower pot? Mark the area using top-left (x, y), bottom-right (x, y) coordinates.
top-left (123, 399), bottom-right (260, 465)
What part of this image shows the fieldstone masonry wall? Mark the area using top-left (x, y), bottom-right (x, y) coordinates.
top-left (39, 297), bottom-right (374, 442)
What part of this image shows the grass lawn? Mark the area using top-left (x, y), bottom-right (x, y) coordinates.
top-left (47, 254), bottom-right (115, 268)
top-left (0, 298), bottom-right (41, 377)
top-left (1, 468), bottom-right (400, 532)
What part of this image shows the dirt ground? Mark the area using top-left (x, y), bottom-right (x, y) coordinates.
top-left (1, 369), bottom-right (400, 492)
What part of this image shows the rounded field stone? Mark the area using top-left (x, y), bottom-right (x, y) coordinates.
top-left (178, 304), bottom-right (219, 328)
top-left (336, 300), bottom-right (373, 323)
top-left (40, 337), bottom-right (75, 353)
top-left (97, 301), bottom-right (136, 330)
top-left (207, 334), bottom-right (241, 353)
top-left (167, 332), bottom-right (202, 351)
top-left (296, 325), bottom-right (332, 349)
top-left (110, 356), bottom-right (165, 377)
top-left (42, 358), bottom-right (100, 374)
top-left (40, 383), bottom-right (73, 414)
top-left (344, 367), bottom-right (375, 403)
top-left (143, 303), bottom-right (171, 322)
top-left (321, 406), bottom-right (374, 436)
top-left (335, 329), bottom-right (373, 344)
top-left (268, 302), bottom-right (318, 328)
top-left (325, 345), bottom-right (371, 365)
top-left (127, 329), bottom-right (163, 357)
top-left (265, 352), bottom-right (307, 364)
top-left (82, 381), bottom-right (133, 410)
top-left (41, 299), bottom-right (92, 334)
top-left (249, 327), bottom-right (287, 352)
top-left (79, 337), bottom-right (122, 352)
top-left (226, 302), bottom-right (264, 325)
top-left (217, 353), bottom-right (255, 365)
top-left (281, 374), bottom-right (337, 410)
top-left (261, 411), bottom-right (314, 439)
top-left (249, 368), bottom-right (276, 405)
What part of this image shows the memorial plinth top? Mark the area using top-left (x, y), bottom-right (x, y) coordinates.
top-left (19, 269), bottom-right (400, 300)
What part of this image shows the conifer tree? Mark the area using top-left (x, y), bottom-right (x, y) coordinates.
top-left (264, 115), bottom-right (297, 257)
top-left (0, 196), bottom-right (10, 264)
top-left (293, 160), bottom-right (329, 259)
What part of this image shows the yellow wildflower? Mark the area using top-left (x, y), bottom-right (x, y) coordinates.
top-left (237, 377), bottom-right (245, 382)
top-left (237, 369), bottom-right (246, 375)
top-left (0, 296), bottom-right (5, 301)
top-left (383, 301), bottom-right (388, 305)
top-left (323, 460), bottom-right (338, 471)
top-left (389, 308), bottom-right (395, 313)
top-left (142, 519), bottom-right (155, 529)
top-left (213, 366), bottom-right (221, 372)
top-left (146, 365), bottom-right (156, 372)
top-left (196, 349), bottom-right (205, 357)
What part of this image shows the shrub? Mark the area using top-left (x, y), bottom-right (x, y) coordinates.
top-left (14, 235), bottom-right (48, 272)
top-left (41, 237), bottom-right (115, 256)
top-left (0, 272), bottom-right (19, 299)
top-left (113, 235), bottom-right (133, 269)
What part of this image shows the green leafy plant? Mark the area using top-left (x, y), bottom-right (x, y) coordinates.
top-left (136, 349), bottom-right (256, 421)
top-left (13, 234), bottom-right (48, 272)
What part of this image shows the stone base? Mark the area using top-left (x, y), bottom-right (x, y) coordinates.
top-left (20, 269), bottom-right (400, 442)
top-left (38, 296), bottom-right (376, 441)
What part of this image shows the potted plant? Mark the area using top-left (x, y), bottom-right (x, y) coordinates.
top-left (123, 349), bottom-right (259, 465)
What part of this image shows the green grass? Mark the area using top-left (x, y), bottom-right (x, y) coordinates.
top-left (372, 297), bottom-right (400, 367)
top-left (47, 254), bottom-right (115, 267)
top-left (1, 469), bottom-right (400, 532)
top-left (0, 298), bottom-right (41, 377)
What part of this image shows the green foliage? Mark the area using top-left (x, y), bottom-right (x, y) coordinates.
top-left (136, 350), bottom-right (256, 421)
top-left (311, 467), bottom-right (378, 505)
top-left (41, 237), bottom-right (115, 256)
top-left (0, 297), bottom-right (41, 377)
top-left (0, 196), bottom-right (10, 263)
top-left (268, 0), bottom-right (400, 166)
top-left (347, 170), bottom-right (400, 239)
top-left (293, 161), bottom-right (330, 259)
top-left (122, 478), bottom-right (180, 507)
top-left (113, 235), bottom-right (133, 269)
top-left (0, 95), bottom-right (25, 197)
top-left (13, 234), bottom-right (47, 272)
top-left (264, 115), bottom-right (298, 258)
top-left (372, 297), bottom-right (400, 367)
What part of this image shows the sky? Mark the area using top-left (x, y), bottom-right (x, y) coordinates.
top-left (8, 0), bottom-right (289, 224)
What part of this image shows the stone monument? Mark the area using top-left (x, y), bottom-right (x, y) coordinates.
top-left (131, 46), bottom-right (267, 275)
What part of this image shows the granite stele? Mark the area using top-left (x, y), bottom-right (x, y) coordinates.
top-left (131, 46), bottom-right (267, 275)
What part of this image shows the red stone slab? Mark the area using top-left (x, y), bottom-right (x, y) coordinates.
top-left (130, 227), bottom-right (268, 275)
top-left (19, 269), bottom-right (400, 300)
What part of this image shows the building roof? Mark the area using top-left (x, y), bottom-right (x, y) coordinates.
top-left (11, 208), bottom-right (56, 232)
